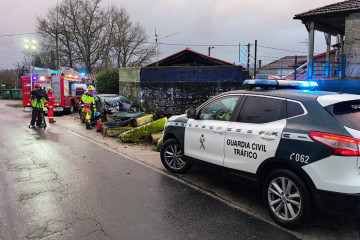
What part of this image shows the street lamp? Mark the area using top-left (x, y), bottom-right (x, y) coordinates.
top-left (23, 38), bottom-right (37, 91)
top-left (208, 46), bottom-right (214, 56)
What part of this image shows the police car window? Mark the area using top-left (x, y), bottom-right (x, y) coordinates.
top-left (330, 100), bottom-right (360, 131)
top-left (237, 96), bottom-right (286, 123)
top-left (198, 96), bottom-right (240, 121)
top-left (287, 101), bottom-right (305, 118)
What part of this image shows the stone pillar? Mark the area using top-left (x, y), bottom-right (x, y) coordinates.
top-left (119, 67), bottom-right (141, 102)
top-left (307, 21), bottom-right (315, 79)
top-left (345, 13), bottom-right (360, 78)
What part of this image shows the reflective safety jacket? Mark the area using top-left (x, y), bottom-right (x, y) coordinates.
top-left (81, 92), bottom-right (96, 112)
top-left (31, 89), bottom-right (49, 109)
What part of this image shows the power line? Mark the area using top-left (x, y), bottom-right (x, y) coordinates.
top-left (251, 44), bottom-right (308, 54)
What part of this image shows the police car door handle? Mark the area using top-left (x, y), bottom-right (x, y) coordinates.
top-left (213, 129), bottom-right (224, 134)
top-left (260, 133), bottom-right (276, 140)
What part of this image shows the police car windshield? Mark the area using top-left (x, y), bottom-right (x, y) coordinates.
top-left (330, 100), bottom-right (360, 131)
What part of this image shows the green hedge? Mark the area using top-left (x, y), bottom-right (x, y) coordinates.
top-left (96, 68), bottom-right (119, 94)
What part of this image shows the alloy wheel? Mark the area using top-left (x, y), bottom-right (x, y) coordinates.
top-left (267, 176), bottom-right (302, 221)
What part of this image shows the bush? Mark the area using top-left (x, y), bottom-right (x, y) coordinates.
top-left (96, 68), bottom-right (119, 94)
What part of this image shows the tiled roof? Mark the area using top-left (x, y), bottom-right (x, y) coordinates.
top-left (295, 0), bottom-right (360, 18)
top-left (260, 56), bottom-right (307, 69)
top-left (144, 48), bottom-right (235, 67)
top-left (296, 49), bottom-right (336, 65)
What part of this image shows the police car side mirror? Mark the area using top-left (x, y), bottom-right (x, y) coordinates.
top-left (186, 109), bottom-right (197, 119)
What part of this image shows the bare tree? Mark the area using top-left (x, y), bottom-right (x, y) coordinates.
top-left (35, 0), bottom-right (153, 72)
top-left (110, 6), bottom-right (154, 67)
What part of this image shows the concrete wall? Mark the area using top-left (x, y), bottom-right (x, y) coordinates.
top-left (119, 67), bottom-right (141, 102)
top-left (345, 13), bottom-right (360, 78)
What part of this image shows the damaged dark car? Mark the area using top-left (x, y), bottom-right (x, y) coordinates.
top-left (79, 94), bottom-right (143, 124)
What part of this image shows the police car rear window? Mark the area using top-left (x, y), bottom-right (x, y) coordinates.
top-left (237, 96), bottom-right (286, 123)
top-left (331, 100), bottom-right (360, 131)
top-left (287, 101), bottom-right (305, 118)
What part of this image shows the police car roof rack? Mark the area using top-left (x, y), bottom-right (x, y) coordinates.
top-left (242, 79), bottom-right (318, 90)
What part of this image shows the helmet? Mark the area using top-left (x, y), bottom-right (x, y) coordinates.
top-left (46, 86), bottom-right (52, 91)
top-left (88, 85), bottom-right (95, 91)
top-left (35, 83), bottom-right (41, 88)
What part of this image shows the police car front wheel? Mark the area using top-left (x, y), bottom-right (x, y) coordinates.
top-left (263, 169), bottom-right (312, 229)
top-left (161, 139), bottom-right (193, 174)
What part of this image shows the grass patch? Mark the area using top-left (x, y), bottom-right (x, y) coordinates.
top-left (7, 104), bottom-right (23, 108)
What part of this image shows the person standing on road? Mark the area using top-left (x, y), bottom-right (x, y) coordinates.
top-left (81, 85), bottom-right (96, 130)
top-left (45, 87), bottom-right (56, 123)
top-left (30, 83), bottom-right (49, 128)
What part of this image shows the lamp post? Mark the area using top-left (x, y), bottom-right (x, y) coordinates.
top-left (23, 38), bottom-right (37, 91)
top-left (208, 46), bottom-right (214, 56)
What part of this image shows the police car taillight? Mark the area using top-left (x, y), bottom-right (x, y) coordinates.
top-left (309, 131), bottom-right (360, 156)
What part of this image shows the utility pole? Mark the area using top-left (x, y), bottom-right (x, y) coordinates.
top-left (294, 55), bottom-right (298, 80)
top-left (155, 28), bottom-right (158, 67)
top-left (247, 43), bottom-right (250, 70)
top-left (254, 40), bottom-right (257, 78)
top-left (154, 29), bottom-right (180, 67)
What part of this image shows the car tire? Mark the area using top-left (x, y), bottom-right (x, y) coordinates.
top-left (160, 139), bottom-right (193, 174)
top-left (69, 101), bottom-right (75, 113)
top-left (263, 169), bottom-right (312, 229)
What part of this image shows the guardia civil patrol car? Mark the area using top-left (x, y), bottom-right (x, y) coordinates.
top-left (160, 79), bottom-right (360, 229)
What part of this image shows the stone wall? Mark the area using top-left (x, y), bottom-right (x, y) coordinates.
top-left (119, 66), bottom-right (248, 116)
top-left (140, 66), bottom-right (247, 116)
top-left (345, 13), bottom-right (360, 78)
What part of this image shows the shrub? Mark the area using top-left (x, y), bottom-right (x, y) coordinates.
top-left (96, 68), bottom-right (119, 94)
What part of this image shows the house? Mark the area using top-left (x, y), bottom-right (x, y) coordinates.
top-left (119, 48), bottom-right (249, 115)
top-left (257, 56), bottom-right (307, 79)
top-left (294, 0), bottom-right (360, 78)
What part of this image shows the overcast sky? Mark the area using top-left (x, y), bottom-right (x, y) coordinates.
top-left (0, 0), bottom-right (343, 70)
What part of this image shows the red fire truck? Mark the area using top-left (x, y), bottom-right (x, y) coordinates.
top-left (22, 67), bottom-right (88, 113)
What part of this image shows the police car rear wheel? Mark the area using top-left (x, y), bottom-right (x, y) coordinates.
top-left (263, 169), bottom-right (311, 229)
top-left (161, 139), bottom-right (192, 174)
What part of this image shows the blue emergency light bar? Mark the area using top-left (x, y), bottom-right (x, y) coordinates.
top-left (243, 79), bottom-right (318, 89)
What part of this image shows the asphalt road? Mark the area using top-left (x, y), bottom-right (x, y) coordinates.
top-left (0, 100), bottom-right (359, 240)
top-left (0, 100), bottom-right (300, 239)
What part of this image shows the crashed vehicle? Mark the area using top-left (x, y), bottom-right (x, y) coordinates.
top-left (79, 94), bottom-right (143, 124)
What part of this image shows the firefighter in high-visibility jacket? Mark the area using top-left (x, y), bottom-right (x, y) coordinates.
top-left (45, 87), bottom-right (56, 123)
top-left (81, 85), bottom-right (96, 130)
top-left (30, 83), bottom-right (49, 128)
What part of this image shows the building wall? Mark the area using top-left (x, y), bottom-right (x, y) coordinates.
top-left (345, 13), bottom-right (360, 78)
top-left (316, 79), bottom-right (360, 94)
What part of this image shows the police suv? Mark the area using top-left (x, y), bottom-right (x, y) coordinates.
top-left (160, 79), bottom-right (360, 229)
